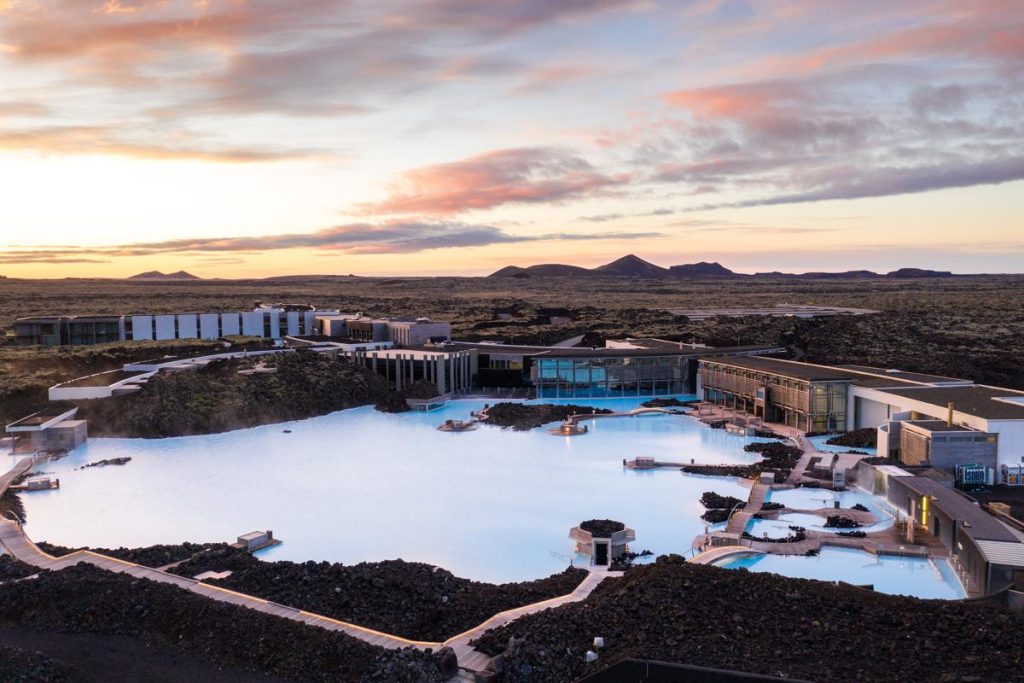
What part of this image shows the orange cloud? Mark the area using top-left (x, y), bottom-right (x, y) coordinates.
top-left (0, 125), bottom-right (313, 162)
top-left (662, 82), bottom-right (806, 118)
top-left (361, 147), bottom-right (628, 216)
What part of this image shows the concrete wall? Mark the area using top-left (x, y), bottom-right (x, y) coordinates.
top-left (931, 438), bottom-right (998, 472)
top-left (286, 311), bottom-right (300, 336)
top-left (988, 421), bottom-right (1024, 470)
top-left (853, 394), bottom-right (893, 429)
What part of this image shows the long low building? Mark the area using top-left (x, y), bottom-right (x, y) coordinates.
top-left (449, 340), bottom-right (787, 398)
top-left (13, 303), bottom-right (335, 345)
top-left (697, 356), bottom-right (1024, 478)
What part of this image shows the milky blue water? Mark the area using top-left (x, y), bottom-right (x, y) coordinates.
top-left (716, 547), bottom-right (965, 599)
top-left (809, 434), bottom-right (877, 455)
top-left (746, 487), bottom-right (898, 539)
top-left (17, 397), bottom-right (769, 583)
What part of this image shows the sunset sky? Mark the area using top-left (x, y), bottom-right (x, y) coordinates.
top-left (1, 0), bottom-right (1022, 278)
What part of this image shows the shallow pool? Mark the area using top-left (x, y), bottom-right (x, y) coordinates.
top-left (715, 547), bottom-right (965, 599)
top-left (17, 396), bottom-right (772, 583)
top-left (809, 434), bottom-right (876, 455)
top-left (747, 487), bottom-right (897, 538)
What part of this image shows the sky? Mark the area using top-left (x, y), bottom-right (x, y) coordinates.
top-left (0, 0), bottom-right (1022, 278)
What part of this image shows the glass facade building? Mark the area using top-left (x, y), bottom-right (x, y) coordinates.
top-left (698, 358), bottom-right (851, 431)
top-left (532, 355), bottom-right (691, 398)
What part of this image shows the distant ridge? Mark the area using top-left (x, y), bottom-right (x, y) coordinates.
top-left (668, 261), bottom-right (735, 277)
top-left (490, 263), bottom-right (594, 278)
top-left (488, 256), bottom-right (960, 279)
top-left (127, 270), bottom-right (201, 281)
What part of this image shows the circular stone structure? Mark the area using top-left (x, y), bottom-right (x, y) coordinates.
top-left (570, 519), bottom-right (636, 567)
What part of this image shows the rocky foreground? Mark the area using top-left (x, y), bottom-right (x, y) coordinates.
top-left (169, 548), bottom-right (588, 641)
top-left (0, 564), bottom-right (449, 682)
top-left (473, 557), bottom-right (1024, 682)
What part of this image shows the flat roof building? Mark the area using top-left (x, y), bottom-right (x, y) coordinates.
top-left (448, 341), bottom-right (786, 398)
top-left (697, 356), bottom-right (856, 432)
top-left (696, 356), bottom-right (1024, 478)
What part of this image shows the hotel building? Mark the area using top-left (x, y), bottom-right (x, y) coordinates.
top-left (697, 356), bottom-right (1024, 476)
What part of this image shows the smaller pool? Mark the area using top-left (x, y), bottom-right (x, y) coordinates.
top-left (809, 434), bottom-right (876, 455)
top-left (748, 487), bottom-right (898, 538)
top-left (715, 547), bottom-right (965, 599)
top-left (746, 513), bottom-right (831, 539)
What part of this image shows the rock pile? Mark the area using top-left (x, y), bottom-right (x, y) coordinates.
top-left (640, 397), bottom-right (697, 408)
top-left (77, 457), bottom-right (131, 470)
top-left (824, 515), bottom-right (862, 529)
top-left (683, 442), bottom-right (803, 482)
top-left (472, 556), bottom-right (1024, 682)
top-left (826, 428), bottom-right (877, 449)
top-left (699, 492), bottom-right (745, 523)
top-left (482, 403), bottom-right (612, 430)
top-left (579, 519), bottom-right (625, 536)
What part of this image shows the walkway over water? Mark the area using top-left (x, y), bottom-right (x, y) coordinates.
top-left (564, 406), bottom-right (683, 425)
top-left (0, 454), bottom-right (621, 676)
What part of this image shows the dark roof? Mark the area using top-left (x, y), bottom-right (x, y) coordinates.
top-left (890, 476), bottom-right (1018, 542)
top-left (836, 365), bottom-right (970, 385)
top-left (450, 341), bottom-right (786, 359)
top-left (698, 356), bottom-right (857, 382)
top-left (881, 385), bottom-right (1024, 421)
top-left (903, 420), bottom-right (977, 433)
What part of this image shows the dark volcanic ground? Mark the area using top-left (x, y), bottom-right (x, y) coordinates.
top-left (473, 557), bottom-right (1024, 683)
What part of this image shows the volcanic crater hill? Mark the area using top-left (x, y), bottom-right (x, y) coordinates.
top-left (472, 557), bottom-right (1024, 683)
top-left (591, 254), bottom-right (670, 278)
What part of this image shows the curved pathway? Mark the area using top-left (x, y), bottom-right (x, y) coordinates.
top-left (0, 454), bottom-right (620, 674)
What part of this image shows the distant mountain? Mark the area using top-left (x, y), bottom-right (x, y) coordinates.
top-left (886, 268), bottom-right (954, 278)
top-left (128, 270), bottom-right (200, 281)
top-left (488, 256), bottom-right (963, 279)
top-left (592, 254), bottom-right (670, 278)
top-left (489, 264), bottom-right (595, 278)
top-left (668, 261), bottom-right (735, 278)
